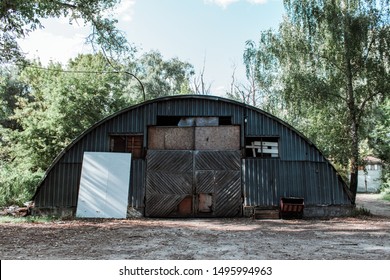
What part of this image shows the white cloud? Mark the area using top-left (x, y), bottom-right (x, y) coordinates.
top-left (205, 0), bottom-right (269, 8)
top-left (16, 1), bottom-right (137, 65)
top-left (247, 0), bottom-right (269, 4)
top-left (113, 0), bottom-right (136, 22)
top-left (205, 0), bottom-right (239, 9)
top-left (18, 29), bottom-right (90, 65)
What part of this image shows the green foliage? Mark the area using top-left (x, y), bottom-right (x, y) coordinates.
top-left (0, 0), bottom-right (130, 63)
top-left (0, 215), bottom-right (59, 224)
top-left (0, 161), bottom-right (43, 206)
top-left (351, 206), bottom-right (372, 217)
top-left (368, 98), bottom-right (390, 163)
top-left (379, 163), bottom-right (390, 194)
top-left (126, 51), bottom-right (195, 102)
top-left (382, 192), bottom-right (390, 202)
top-left (0, 67), bottom-right (28, 130)
top-left (7, 54), bottom-right (132, 171)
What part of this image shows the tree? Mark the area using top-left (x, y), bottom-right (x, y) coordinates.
top-left (191, 56), bottom-right (212, 95)
top-left (0, 53), bottom-right (134, 205)
top-left (368, 97), bottom-right (390, 163)
top-left (126, 51), bottom-right (195, 102)
top-left (0, 0), bottom-right (130, 63)
top-left (10, 54), bottom-right (132, 171)
top-left (228, 38), bottom-right (285, 117)
top-left (246, 0), bottom-right (390, 203)
top-left (0, 66), bottom-right (29, 130)
top-left (226, 62), bottom-right (259, 106)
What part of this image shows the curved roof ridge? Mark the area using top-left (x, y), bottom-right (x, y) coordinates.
top-left (33, 94), bottom-right (352, 202)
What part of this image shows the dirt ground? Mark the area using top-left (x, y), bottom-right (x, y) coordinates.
top-left (0, 194), bottom-right (389, 260)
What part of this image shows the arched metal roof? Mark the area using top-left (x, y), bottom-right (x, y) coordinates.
top-left (32, 94), bottom-right (353, 210)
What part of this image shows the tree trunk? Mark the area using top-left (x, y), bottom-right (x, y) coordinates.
top-left (343, 1), bottom-right (359, 204)
top-left (345, 30), bottom-right (359, 204)
top-left (349, 117), bottom-right (359, 204)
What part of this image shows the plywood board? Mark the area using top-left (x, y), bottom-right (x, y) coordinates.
top-left (148, 127), bottom-right (194, 150)
top-left (195, 126), bottom-right (240, 150)
top-left (76, 152), bottom-right (131, 218)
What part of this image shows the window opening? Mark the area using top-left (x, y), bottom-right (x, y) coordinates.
top-left (110, 135), bottom-right (144, 159)
top-left (156, 116), bottom-right (232, 126)
top-left (219, 116), bottom-right (232, 125)
top-left (245, 137), bottom-right (279, 158)
top-left (156, 116), bottom-right (182, 126)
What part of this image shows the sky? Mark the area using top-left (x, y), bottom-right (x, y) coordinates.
top-left (18, 0), bottom-right (285, 96)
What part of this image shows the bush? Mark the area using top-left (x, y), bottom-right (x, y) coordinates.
top-left (0, 162), bottom-right (43, 206)
top-left (379, 163), bottom-right (390, 201)
top-left (352, 207), bottom-right (372, 217)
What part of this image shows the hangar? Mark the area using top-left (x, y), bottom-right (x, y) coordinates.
top-left (32, 95), bottom-right (353, 218)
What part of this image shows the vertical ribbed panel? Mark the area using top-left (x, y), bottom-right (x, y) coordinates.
top-left (243, 159), bottom-right (351, 207)
top-left (35, 163), bottom-right (82, 207)
top-left (129, 160), bottom-right (145, 209)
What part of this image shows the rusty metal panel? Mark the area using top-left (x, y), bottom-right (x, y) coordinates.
top-left (145, 194), bottom-right (190, 217)
top-left (195, 126), bottom-right (240, 150)
top-left (198, 193), bottom-right (213, 213)
top-left (147, 171), bottom-right (192, 195)
top-left (148, 127), bottom-right (194, 150)
top-left (195, 169), bottom-right (241, 217)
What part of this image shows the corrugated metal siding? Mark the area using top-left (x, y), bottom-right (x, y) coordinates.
top-left (243, 159), bottom-right (351, 207)
top-left (128, 159), bottom-right (145, 209)
top-left (156, 98), bottom-right (244, 125)
top-left (246, 109), bottom-right (325, 162)
top-left (33, 95), bottom-right (352, 211)
top-left (35, 163), bottom-right (81, 207)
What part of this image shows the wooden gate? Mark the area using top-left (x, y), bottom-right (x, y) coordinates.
top-left (194, 151), bottom-right (241, 217)
top-left (145, 150), bottom-right (241, 217)
top-left (145, 150), bottom-right (193, 217)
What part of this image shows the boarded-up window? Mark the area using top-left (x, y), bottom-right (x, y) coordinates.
top-left (148, 126), bottom-right (240, 150)
top-left (110, 135), bottom-right (144, 158)
top-left (245, 137), bottom-right (279, 158)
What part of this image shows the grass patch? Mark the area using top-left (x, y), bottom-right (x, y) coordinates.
top-left (352, 207), bottom-right (372, 217)
top-left (382, 192), bottom-right (390, 202)
top-left (0, 215), bottom-right (60, 224)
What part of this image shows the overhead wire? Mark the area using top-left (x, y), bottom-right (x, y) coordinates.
top-left (15, 60), bottom-right (146, 101)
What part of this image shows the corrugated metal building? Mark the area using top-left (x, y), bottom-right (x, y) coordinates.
top-left (32, 95), bottom-right (353, 218)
